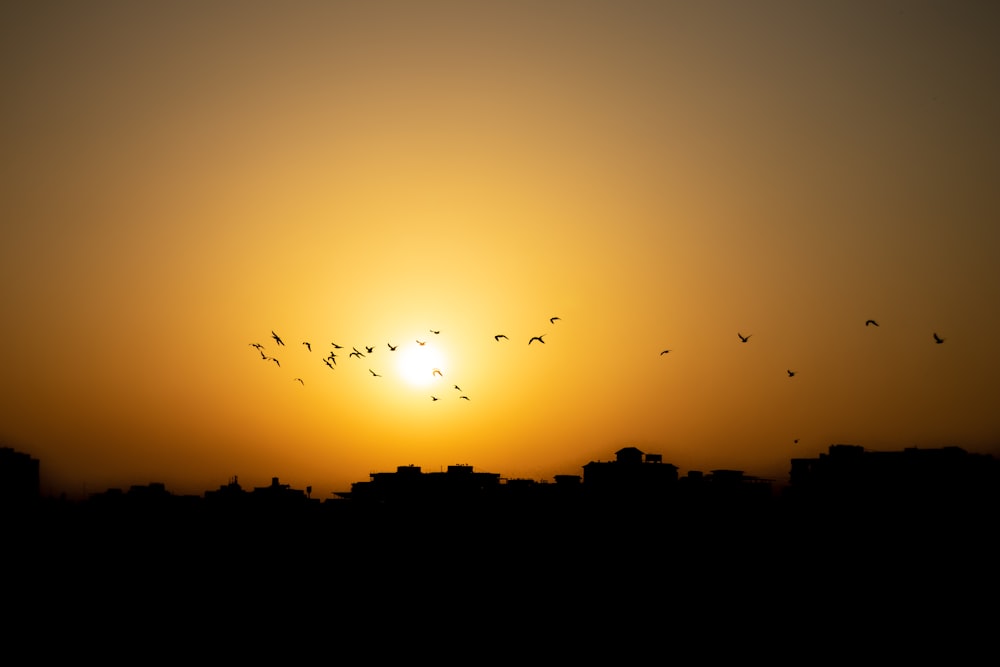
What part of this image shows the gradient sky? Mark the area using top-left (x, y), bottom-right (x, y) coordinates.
top-left (3, 1), bottom-right (998, 500)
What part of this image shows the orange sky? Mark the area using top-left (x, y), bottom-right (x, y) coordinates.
top-left (2, 1), bottom-right (998, 500)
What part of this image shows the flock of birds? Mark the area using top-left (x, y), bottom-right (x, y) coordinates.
top-left (250, 316), bottom-right (948, 403)
top-left (248, 316), bottom-right (566, 401)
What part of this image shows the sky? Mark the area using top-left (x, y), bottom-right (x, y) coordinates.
top-left (2, 0), bottom-right (999, 500)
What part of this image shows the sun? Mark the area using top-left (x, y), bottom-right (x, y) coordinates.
top-left (395, 340), bottom-right (447, 387)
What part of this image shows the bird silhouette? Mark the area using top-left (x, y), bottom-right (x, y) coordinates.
top-left (550, 316), bottom-right (561, 324)
top-left (369, 369), bottom-right (381, 377)
top-left (269, 357), bottom-right (280, 367)
top-left (738, 333), bottom-right (751, 343)
top-left (416, 340), bottom-right (426, 346)
top-left (529, 335), bottom-right (546, 345)
top-left (387, 343), bottom-right (397, 351)
top-left (327, 352), bottom-right (337, 364)
top-left (350, 347), bottom-right (365, 359)
top-left (454, 385), bottom-right (461, 391)
top-left (302, 342), bottom-right (312, 352)
top-left (271, 331), bottom-right (285, 346)
top-left (294, 378), bottom-right (304, 385)
top-left (432, 369), bottom-right (443, 377)
top-left (933, 332), bottom-right (945, 344)
top-left (431, 396), bottom-right (439, 401)
top-left (430, 329), bottom-right (440, 335)
top-left (787, 370), bottom-right (796, 377)
top-left (365, 345), bottom-right (375, 354)
top-left (460, 395), bottom-right (470, 400)
top-left (259, 349), bottom-right (267, 360)
top-left (323, 358), bottom-right (334, 369)
top-left (660, 349), bottom-right (671, 355)
top-left (865, 320), bottom-right (879, 327)
top-left (494, 334), bottom-right (508, 341)
top-left (250, 343), bottom-right (264, 350)
top-left (331, 342), bottom-right (344, 349)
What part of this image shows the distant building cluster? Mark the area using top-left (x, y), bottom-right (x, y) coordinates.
top-left (3, 443), bottom-right (997, 520)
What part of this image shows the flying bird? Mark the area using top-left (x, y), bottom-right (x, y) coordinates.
top-left (454, 385), bottom-right (461, 391)
top-left (460, 395), bottom-right (470, 400)
top-left (323, 358), bottom-right (334, 369)
top-left (865, 320), bottom-right (879, 327)
top-left (250, 343), bottom-right (264, 350)
top-left (550, 317), bottom-right (561, 324)
top-left (660, 349), bottom-right (671, 355)
top-left (432, 369), bottom-right (443, 377)
top-left (350, 348), bottom-right (365, 359)
top-left (271, 331), bottom-right (285, 346)
top-left (430, 329), bottom-right (440, 335)
top-left (369, 369), bottom-right (381, 377)
top-left (302, 342), bottom-right (312, 352)
top-left (787, 370), bottom-right (796, 377)
top-left (738, 333), bottom-right (751, 343)
top-left (331, 342), bottom-right (344, 349)
top-left (431, 396), bottom-right (439, 401)
top-left (933, 333), bottom-right (945, 344)
top-left (416, 340), bottom-right (426, 346)
top-left (528, 335), bottom-right (546, 345)
top-left (365, 345), bottom-right (375, 354)
top-left (494, 334), bottom-right (508, 341)
top-left (387, 343), bottom-right (397, 351)
top-left (293, 378), bottom-right (304, 385)
top-left (258, 349), bottom-right (267, 360)
top-left (269, 357), bottom-right (280, 367)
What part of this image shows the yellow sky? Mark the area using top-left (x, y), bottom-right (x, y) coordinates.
top-left (2, 1), bottom-right (998, 499)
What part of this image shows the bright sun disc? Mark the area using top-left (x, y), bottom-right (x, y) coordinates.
top-left (396, 342), bottom-right (447, 387)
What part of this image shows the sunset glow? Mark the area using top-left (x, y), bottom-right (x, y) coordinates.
top-left (1, 1), bottom-right (998, 502)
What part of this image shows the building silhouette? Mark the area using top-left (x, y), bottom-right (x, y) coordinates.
top-left (786, 443), bottom-right (1000, 510)
top-left (0, 446), bottom-right (40, 509)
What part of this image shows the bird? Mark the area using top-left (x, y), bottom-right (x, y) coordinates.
top-left (430, 329), bottom-right (440, 335)
top-left (416, 340), bottom-right (426, 346)
top-left (738, 332), bottom-right (751, 343)
top-left (365, 345), bottom-right (375, 354)
top-left (369, 369), bottom-right (381, 377)
top-left (271, 331), bottom-right (285, 346)
top-left (302, 342), bottom-right (311, 352)
top-left (250, 343), bottom-right (264, 350)
top-left (460, 395), bottom-right (470, 400)
top-left (258, 349), bottom-right (267, 360)
top-left (350, 348), bottom-right (365, 359)
top-left (550, 316), bottom-right (561, 324)
top-left (432, 369), bottom-right (443, 377)
top-left (787, 370), bottom-right (796, 377)
top-left (528, 335), bottom-right (546, 345)
top-left (431, 396), bottom-right (439, 401)
top-left (327, 352), bottom-right (337, 364)
top-left (660, 349), bottom-right (671, 355)
top-left (269, 357), bottom-right (280, 367)
top-left (494, 334), bottom-right (508, 341)
top-left (865, 319), bottom-right (879, 327)
top-left (331, 342), bottom-right (343, 349)
top-left (793, 439), bottom-right (799, 444)
top-left (387, 343), bottom-right (397, 351)
top-left (454, 385), bottom-right (461, 391)
top-left (933, 332), bottom-right (945, 344)
top-left (323, 359), bottom-right (334, 369)
top-left (293, 378), bottom-right (304, 385)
